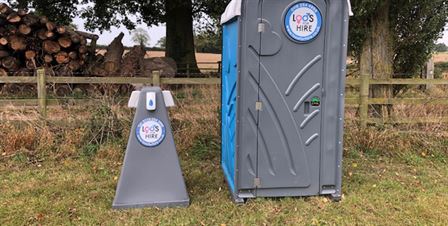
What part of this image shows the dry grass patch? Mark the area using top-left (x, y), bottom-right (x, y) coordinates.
top-left (0, 86), bottom-right (447, 225)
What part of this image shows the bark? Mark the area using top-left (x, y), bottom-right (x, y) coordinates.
top-left (0, 3), bottom-right (108, 78)
top-left (25, 59), bottom-right (35, 69)
top-left (14, 68), bottom-right (30, 76)
top-left (37, 29), bottom-right (47, 40)
top-left (17, 9), bottom-right (27, 17)
top-left (68, 51), bottom-right (78, 60)
top-left (359, 1), bottom-right (393, 118)
top-left (121, 45), bottom-right (145, 77)
top-left (0, 50), bottom-right (9, 58)
top-left (40, 16), bottom-right (48, 24)
top-left (22, 14), bottom-right (40, 26)
top-left (143, 57), bottom-right (177, 78)
top-left (68, 60), bottom-right (81, 71)
top-left (0, 3), bottom-right (13, 15)
top-left (2, 56), bottom-right (19, 70)
top-left (165, 0), bottom-right (200, 74)
top-left (0, 67), bottom-right (7, 76)
top-left (78, 45), bottom-right (88, 54)
top-left (103, 32), bottom-right (124, 74)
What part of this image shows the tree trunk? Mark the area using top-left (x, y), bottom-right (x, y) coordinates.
top-left (165, 0), bottom-right (200, 74)
top-left (359, 0), bottom-right (393, 118)
top-left (103, 32), bottom-right (124, 74)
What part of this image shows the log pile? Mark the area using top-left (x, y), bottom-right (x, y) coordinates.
top-left (0, 3), bottom-right (98, 76)
top-left (0, 2), bottom-right (178, 96)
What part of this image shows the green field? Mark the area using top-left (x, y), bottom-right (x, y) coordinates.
top-left (1, 88), bottom-right (447, 225)
top-left (1, 143), bottom-right (447, 225)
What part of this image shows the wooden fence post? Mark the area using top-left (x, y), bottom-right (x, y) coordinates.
top-left (37, 68), bottom-right (47, 117)
top-left (218, 61), bottom-right (222, 74)
top-left (359, 73), bottom-right (370, 128)
top-left (152, 70), bottom-right (161, 87)
top-left (425, 57), bottom-right (435, 90)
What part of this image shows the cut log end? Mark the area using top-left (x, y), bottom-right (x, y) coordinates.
top-left (58, 36), bottom-right (72, 48)
top-left (0, 37), bottom-right (8, 46)
top-left (25, 50), bottom-right (36, 60)
top-left (44, 54), bottom-right (53, 64)
top-left (43, 40), bottom-right (60, 54)
top-left (7, 13), bottom-right (21, 23)
top-left (0, 67), bottom-right (8, 76)
top-left (2, 56), bottom-right (19, 70)
top-left (46, 22), bottom-right (56, 31)
top-left (55, 51), bottom-right (69, 64)
top-left (19, 24), bottom-right (31, 35)
top-left (9, 35), bottom-right (26, 51)
top-left (57, 26), bottom-right (66, 35)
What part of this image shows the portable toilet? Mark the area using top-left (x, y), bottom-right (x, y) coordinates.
top-left (221, 0), bottom-right (351, 202)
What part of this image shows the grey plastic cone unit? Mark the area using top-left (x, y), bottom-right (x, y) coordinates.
top-left (112, 87), bottom-right (189, 209)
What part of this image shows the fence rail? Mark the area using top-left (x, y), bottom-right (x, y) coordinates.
top-left (1, 69), bottom-right (447, 126)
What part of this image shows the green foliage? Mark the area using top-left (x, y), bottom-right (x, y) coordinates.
top-left (81, 103), bottom-right (124, 158)
top-left (435, 62), bottom-right (448, 78)
top-left (435, 43), bottom-right (448, 52)
top-left (348, 0), bottom-right (381, 58)
top-left (190, 134), bottom-right (219, 161)
top-left (79, 0), bottom-right (230, 31)
top-left (155, 36), bottom-right (166, 49)
top-left (391, 0), bottom-right (448, 75)
top-left (131, 27), bottom-right (150, 47)
top-left (195, 29), bottom-right (221, 53)
top-left (349, 0), bottom-right (448, 76)
top-left (7, 0), bottom-right (80, 25)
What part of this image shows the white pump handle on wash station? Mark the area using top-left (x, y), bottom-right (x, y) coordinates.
top-left (128, 90), bottom-right (176, 109)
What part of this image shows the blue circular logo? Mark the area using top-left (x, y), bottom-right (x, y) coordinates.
top-left (136, 118), bottom-right (166, 147)
top-left (284, 2), bottom-right (322, 42)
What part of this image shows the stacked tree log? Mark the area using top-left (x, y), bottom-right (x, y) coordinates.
top-left (0, 3), bottom-right (98, 77)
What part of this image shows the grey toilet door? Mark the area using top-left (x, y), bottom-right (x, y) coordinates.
top-left (255, 0), bottom-right (327, 190)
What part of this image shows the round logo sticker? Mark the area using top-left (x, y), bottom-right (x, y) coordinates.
top-left (284, 2), bottom-right (322, 42)
top-left (136, 118), bottom-right (166, 147)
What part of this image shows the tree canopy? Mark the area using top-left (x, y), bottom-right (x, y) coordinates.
top-left (350, 0), bottom-right (448, 76)
top-left (7, 0), bottom-right (230, 72)
top-left (435, 43), bottom-right (448, 52)
top-left (8, 0), bottom-right (79, 25)
top-left (6, 0), bottom-right (447, 75)
top-left (131, 28), bottom-right (150, 47)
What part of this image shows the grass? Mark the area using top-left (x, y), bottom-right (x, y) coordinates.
top-left (1, 143), bottom-right (447, 225)
top-left (1, 86), bottom-right (448, 225)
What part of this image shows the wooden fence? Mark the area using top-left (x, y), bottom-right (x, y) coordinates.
top-left (1, 68), bottom-right (448, 126)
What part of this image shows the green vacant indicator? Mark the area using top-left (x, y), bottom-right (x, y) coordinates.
top-left (311, 97), bottom-right (321, 106)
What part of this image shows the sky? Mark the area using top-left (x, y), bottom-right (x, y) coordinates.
top-left (440, 29), bottom-right (448, 45)
top-left (75, 20), bottom-right (448, 48)
top-left (0, 0), bottom-right (447, 47)
top-left (72, 18), bottom-right (166, 48)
